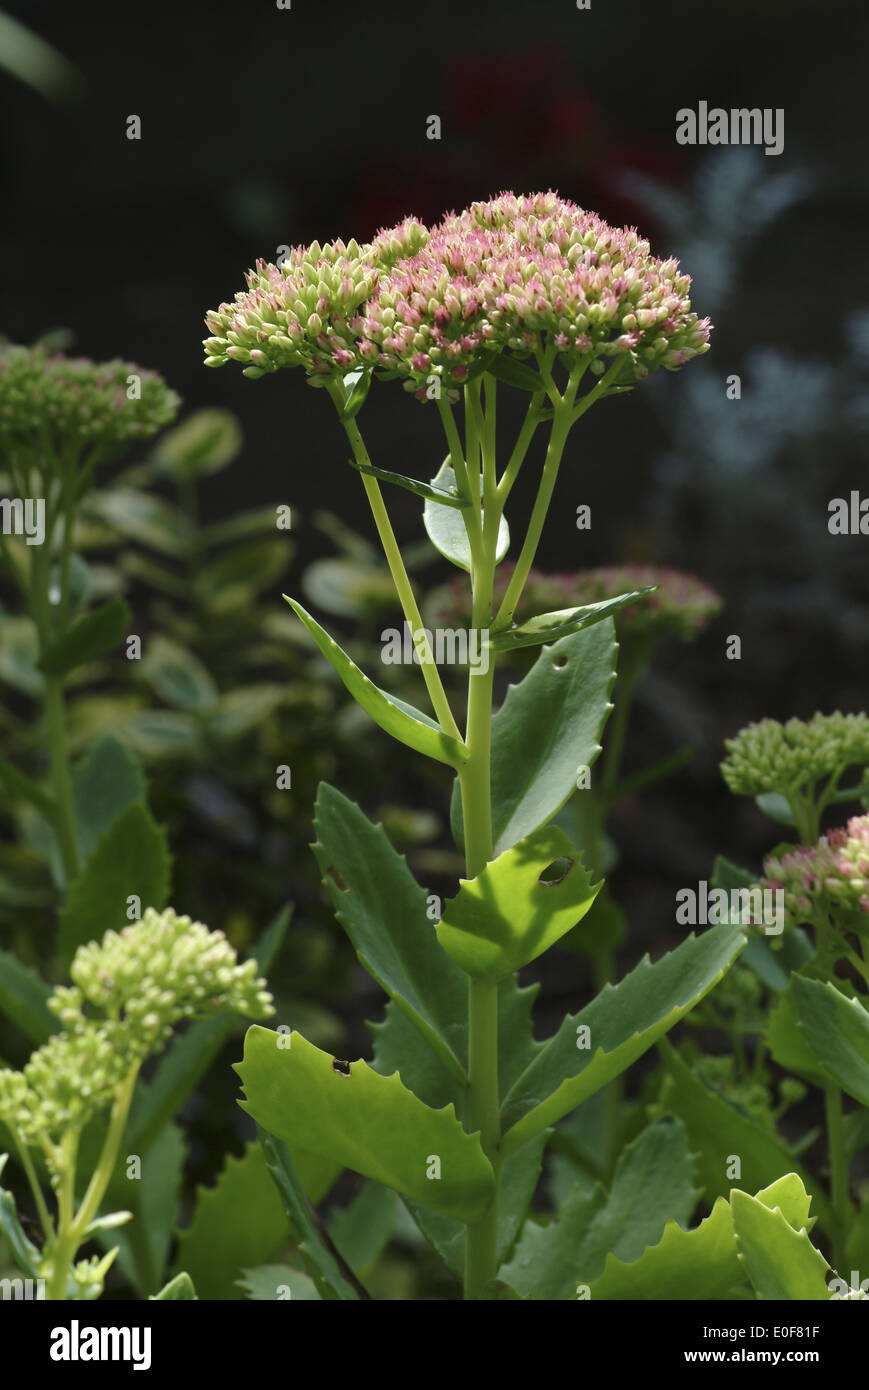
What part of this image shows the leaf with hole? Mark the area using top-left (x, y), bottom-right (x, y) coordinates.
top-left (436, 824), bottom-right (601, 981)
top-left (237, 1028), bottom-right (494, 1223)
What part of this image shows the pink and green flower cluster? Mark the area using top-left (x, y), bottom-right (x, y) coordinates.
top-left (760, 814), bottom-right (869, 924)
top-left (203, 191), bottom-right (711, 395)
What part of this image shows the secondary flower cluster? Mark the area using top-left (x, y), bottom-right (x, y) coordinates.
top-left (428, 562), bottom-right (721, 642)
top-left (203, 191), bottom-right (711, 395)
top-left (0, 346), bottom-right (179, 456)
top-left (721, 713), bottom-right (869, 798)
top-left (0, 908), bottom-right (272, 1165)
top-left (760, 814), bottom-right (869, 924)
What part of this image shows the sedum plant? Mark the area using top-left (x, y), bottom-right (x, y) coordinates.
top-left (713, 712), bottom-right (869, 1280)
top-left (201, 191), bottom-right (774, 1300)
top-left (0, 908), bottom-right (272, 1299)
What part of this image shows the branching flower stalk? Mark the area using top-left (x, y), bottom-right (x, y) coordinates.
top-left (205, 189), bottom-right (711, 1299)
top-left (0, 908), bottom-right (272, 1299)
top-left (0, 346), bottom-right (179, 884)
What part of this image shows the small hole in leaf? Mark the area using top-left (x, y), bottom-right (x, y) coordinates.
top-left (327, 866), bottom-right (348, 892)
top-left (538, 856), bottom-right (573, 886)
top-left (553, 654), bottom-right (568, 669)
top-left (332, 1058), bottom-right (352, 1076)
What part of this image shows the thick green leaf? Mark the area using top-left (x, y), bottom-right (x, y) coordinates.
top-left (658, 1040), bottom-right (833, 1228)
top-left (57, 802), bottom-right (171, 967)
top-left (71, 734), bottom-right (146, 863)
top-left (197, 539), bottom-right (290, 614)
top-left (500, 924), bottom-right (746, 1156)
top-left (589, 1196), bottom-right (740, 1301)
top-left (792, 975), bottom-right (869, 1105)
top-left (404, 1133), bottom-right (549, 1281)
top-left (0, 949), bottom-right (57, 1043)
top-left (238, 1264), bottom-right (320, 1300)
top-left (452, 621), bottom-right (617, 858)
top-left (238, 1028), bottom-right (495, 1223)
top-left (484, 353), bottom-right (546, 392)
top-left (423, 462), bottom-right (508, 572)
top-left (259, 1130), bottom-right (360, 1301)
top-left (0, 1153), bottom-right (41, 1277)
top-left (150, 1272), bottom-right (198, 1300)
top-left (103, 1122), bottom-right (184, 1295)
top-left (286, 597), bottom-right (468, 768)
top-left (127, 905), bottom-right (290, 1154)
top-left (139, 635), bottom-right (218, 712)
top-left (340, 368), bottom-right (372, 421)
top-left (755, 792), bottom-right (796, 827)
top-left (587, 1173), bottom-right (815, 1301)
top-left (153, 408), bottom-right (242, 479)
top-left (87, 489), bottom-right (194, 557)
top-left (328, 1181), bottom-right (398, 1282)
top-left (731, 1188), bottom-right (830, 1300)
top-left (0, 753), bottom-right (54, 819)
top-left (766, 981), bottom-right (827, 1086)
top-left (348, 457), bottom-right (466, 508)
top-left (313, 784), bottom-right (466, 1082)
top-left (501, 1118), bottom-right (699, 1298)
top-left (39, 596), bottom-right (131, 677)
top-left (491, 590), bottom-right (655, 653)
top-left (436, 824), bottom-right (601, 981)
top-left (172, 1141), bottom-right (288, 1299)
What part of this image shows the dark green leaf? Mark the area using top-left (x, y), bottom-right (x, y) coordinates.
top-left (286, 597), bottom-right (468, 768)
top-left (423, 462), bottom-right (508, 572)
top-left (484, 354), bottom-right (546, 392)
top-left (259, 1130), bottom-right (361, 1300)
top-left (57, 801), bottom-right (172, 968)
top-left (500, 924), bottom-right (746, 1155)
top-left (491, 590), bottom-right (655, 653)
top-left (39, 596), bottom-right (131, 677)
top-left (313, 784), bottom-right (467, 1082)
top-left (71, 734), bottom-right (146, 863)
top-left (451, 621), bottom-right (617, 857)
top-left (792, 976), bottom-right (869, 1105)
top-left (0, 949), bottom-right (57, 1043)
top-left (347, 457), bottom-right (466, 508)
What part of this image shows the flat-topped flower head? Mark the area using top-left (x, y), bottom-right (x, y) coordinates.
top-left (203, 217), bottom-right (431, 380)
top-left (721, 712), bottom-right (869, 798)
top-left (203, 193), bottom-right (710, 395)
top-left (358, 190), bottom-right (711, 397)
top-left (0, 345), bottom-right (179, 457)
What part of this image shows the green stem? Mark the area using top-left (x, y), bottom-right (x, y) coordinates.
top-left (824, 1081), bottom-right (850, 1272)
top-left (73, 1063), bottom-right (140, 1236)
top-left (338, 404), bottom-right (462, 743)
top-left (9, 1125), bottom-right (53, 1241)
top-left (493, 365), bottom-right (585, 631)
top-left (459, 424), bottom-right (500, 1298)
top-left (44, 676), bottom-right (80, 882)
top-left (46, 1131), bottom-right (78, 1300)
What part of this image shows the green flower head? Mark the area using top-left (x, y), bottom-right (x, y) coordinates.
top-left (0, 345), bottom-right (180, 458)
top-left (721, 712), bottom-right (869, 798)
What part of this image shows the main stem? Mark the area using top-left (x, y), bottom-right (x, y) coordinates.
top-left (461, 380), bottom-right (501, 1300)
top-left (824, 1081), bottom-right (850, 1273)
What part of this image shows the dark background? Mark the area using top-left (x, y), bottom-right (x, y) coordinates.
top-left (3, 0), bottom-right (869, 1037)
